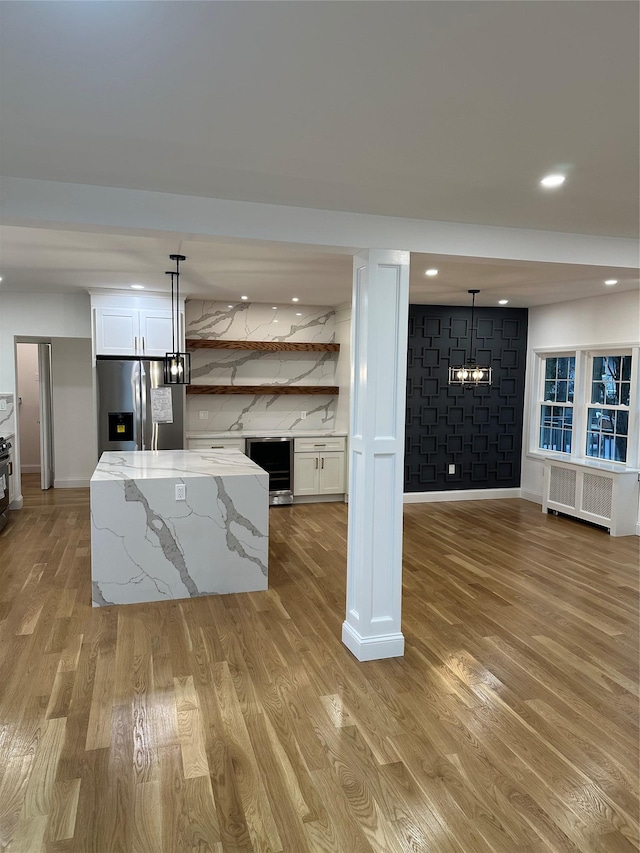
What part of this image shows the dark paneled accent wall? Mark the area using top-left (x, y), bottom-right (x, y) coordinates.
top-left (405, 305), bottom-right (528, 492)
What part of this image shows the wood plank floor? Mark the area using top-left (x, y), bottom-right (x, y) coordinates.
top-left (0, 475), bottom-right (638, 852)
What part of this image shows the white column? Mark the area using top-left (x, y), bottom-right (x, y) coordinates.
top-left (342, 249), bottom-right (410, 661)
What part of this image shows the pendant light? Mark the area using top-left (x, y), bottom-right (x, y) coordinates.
top-left (163, 253), bottom-right (191, 385)
top-left (448, 289), bottom-right (492, 387)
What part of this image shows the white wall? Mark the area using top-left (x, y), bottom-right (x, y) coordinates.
top-left (51, 337), bottom-right (95, 487)
top-left (521, 288), bottom-right (640, 503)
top-left (0, 291), bottom-right (92, 499)
top-left (16, 343), bottom-right (41, 472)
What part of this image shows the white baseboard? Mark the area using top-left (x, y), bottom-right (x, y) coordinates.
top-left (520, 489), bottom-right (543, 505)
top-left (636, 522), bottom-right (640, 536)
top-left (403, 487), bottom-right (521, 503)
top-left (341, 622), bottom-right (405, 661)
top-left (21, 465), bottom-right (41, 474)
top-left (9, 496), bottom-right (23, 510)
top-left (53, 478), bottom-right (90, 489)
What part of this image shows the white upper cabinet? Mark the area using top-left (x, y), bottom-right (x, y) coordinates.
top-left (92, 295), bottom-right (183, 357)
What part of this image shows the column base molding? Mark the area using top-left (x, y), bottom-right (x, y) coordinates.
top-left (341, 621), bottom-right (405, 661)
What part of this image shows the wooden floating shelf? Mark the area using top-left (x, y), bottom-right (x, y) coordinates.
top-left (186, 339), bottom-right (340, 352)
top-left (187, 385), bottom-right (339, 396)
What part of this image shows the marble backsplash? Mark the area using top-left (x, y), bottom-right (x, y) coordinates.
top-left (0, 393), bottom-right (15, 438)
top-left (187, 302), bottom-right (336, 342)
top-left (185, 301), bottom-right (339, 433)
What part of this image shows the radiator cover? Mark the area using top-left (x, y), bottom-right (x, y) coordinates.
top-left (543, 459), bottom-right (638, 537)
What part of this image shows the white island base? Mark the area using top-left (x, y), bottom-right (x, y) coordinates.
top-left (90, 450), bottom-right (269, 607)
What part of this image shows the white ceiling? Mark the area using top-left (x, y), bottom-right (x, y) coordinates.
top-left (1, 224), bottom-right (636, 308)
top-left (0, 2), bottom-right (638, 307)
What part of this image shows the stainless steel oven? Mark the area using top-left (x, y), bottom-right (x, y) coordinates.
top-left (245, 437), bottom-right (294, 505)
top-left (0, 437), bottom-right (12, 533)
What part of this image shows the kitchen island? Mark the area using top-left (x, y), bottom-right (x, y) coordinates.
top-left (90, 449), bottom-right (269, 606)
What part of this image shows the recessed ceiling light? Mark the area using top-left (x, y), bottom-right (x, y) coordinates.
top-left (0, 277), bottom-right (3, 282)
top-left (540, 173), bottom-right (566, 189)
top-left (498, 299), bottom-right (509, 305)
top-left (604, 279), bottom-right (618, 286)
top-left (228, 304), bottom-right (233, 308)
top-left (295, 312), bottom-right (302, 316)
top-left (425, 268), bottom-right (438, 277)
top-left (130, 284), bottom-right (145, 290)
top-left (292, 297), bottom-right (299, 302)
top-left (241, 295), bottom-right (248, 301)
top-left (272, 306), bottom-right (277, 310)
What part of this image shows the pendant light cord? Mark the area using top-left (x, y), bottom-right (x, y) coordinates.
top-left (170, 271), bottom-right (176, 354)
top-left (468, 289), bottom-right (479, 366)
top-left (175, 256), bottom-right (180, 353)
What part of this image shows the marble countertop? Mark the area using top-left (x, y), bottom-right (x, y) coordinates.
top-left (93, 449), bottom-right (265, 482)
top-left (186, 429), bottom-right (348, 439)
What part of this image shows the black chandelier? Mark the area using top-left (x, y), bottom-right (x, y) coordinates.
top-left (163, 253), bottom-right (191, 385)
top-left (448, 289), bottom-right (492, 387)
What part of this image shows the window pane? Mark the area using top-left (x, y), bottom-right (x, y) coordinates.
top-left (557, 358), bottom-right (568, 379)
top-left (621, 356), bottom-right (632, 381)
top-left (592, 356), bottom-right (606, 381)
top-left (545, 358), bottom-right (557, 380)
top-left (613, 437), bottom-right (627, 463)
top-left (544, 380), bottom-right (556, 401)
top-left (540, 405), bottom-right (572, 452)
top-left (616, 409), bottom-right (629, 435)
top-left (586, 407), bottom-right (628, 462)
top-left (620, 382), bottom-right (631, 406)
top-left (591, 381), bottom-right (606, 404)
top-left (556, 381), bottom-right (567, 403)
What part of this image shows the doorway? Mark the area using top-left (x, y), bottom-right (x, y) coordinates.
top-left (16, 342), bottom-right (54, 490)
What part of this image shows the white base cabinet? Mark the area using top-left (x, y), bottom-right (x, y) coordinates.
top-left (187, 437), bottom-right (246, 452)
top-left (294, 437), bottom-right (346, 497)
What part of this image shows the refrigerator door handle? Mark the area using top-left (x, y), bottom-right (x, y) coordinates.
top-left (140, 361), bottom-right (147, 451)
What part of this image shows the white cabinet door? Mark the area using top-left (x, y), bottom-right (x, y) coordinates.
top-left (318, 452), bottom-right (345, 494)
top-left (94, 307), bottom-right (140, 355)
top-left (293, 452), bottom-right (319, 495)
top-left (140, 309), bottom-right (174, 356)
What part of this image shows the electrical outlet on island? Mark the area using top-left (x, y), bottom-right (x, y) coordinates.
top-left (300, 411), bottom-right (307, 419)
top-left (175, 484), bottom-right (186, 501)
top-left (198, 410), bottom-right (209, 420)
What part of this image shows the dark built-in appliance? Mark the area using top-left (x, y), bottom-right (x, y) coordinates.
top-left (245, 437), bottom-right (293, 505)
top-left (96, 357), bottom-right (184, 456)
top-left (0, 437), bottom-right (12, 533)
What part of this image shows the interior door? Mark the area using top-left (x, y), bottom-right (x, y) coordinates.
top-left (38, 343), bottom-right (54, 490)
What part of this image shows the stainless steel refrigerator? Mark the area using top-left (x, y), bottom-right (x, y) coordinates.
top-left (96, 357), bottom-right (184, 456)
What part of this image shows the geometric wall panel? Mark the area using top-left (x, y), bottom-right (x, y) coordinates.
top-left (405, 304), bottom-right (528, 492)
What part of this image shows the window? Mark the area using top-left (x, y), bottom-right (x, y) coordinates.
top-left (534, 349), bottom-right (636, 466)
top-left (586, 355), bottom-right (631, 463)
top-left (539, 356), bottom-right (575, 453)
